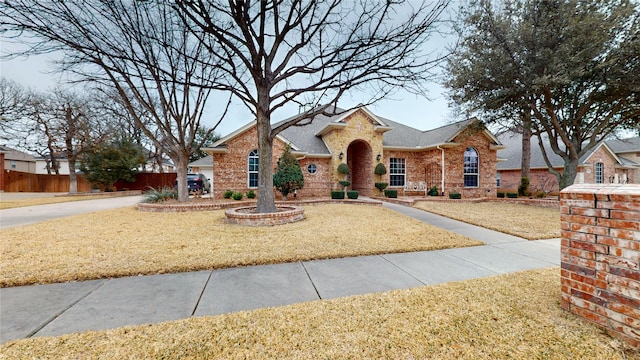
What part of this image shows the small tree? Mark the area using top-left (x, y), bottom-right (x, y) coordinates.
top-left (273, 145), bottom-right (304, 200)
top-left (374, 162), bottom-right (388, 196)
top-left (80, 137), bottom-right (145, 191)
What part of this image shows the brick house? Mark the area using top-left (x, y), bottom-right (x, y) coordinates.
top-left (205, 106), bottom-right (504, 199)
top-left (497, 132), bottom-right (639, 194)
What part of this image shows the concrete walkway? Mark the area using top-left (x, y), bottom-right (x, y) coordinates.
top-left (0, 199), bottom-right (560, 343)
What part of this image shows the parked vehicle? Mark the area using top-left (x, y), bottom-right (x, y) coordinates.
top-left (175, 173), bottom-right (211, 194)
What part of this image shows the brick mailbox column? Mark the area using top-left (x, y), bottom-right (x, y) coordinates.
top-left (560, 184), bottom-right (639, 348)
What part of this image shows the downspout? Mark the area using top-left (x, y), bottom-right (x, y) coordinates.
top-left (437, 145), bottom-right (445, 196)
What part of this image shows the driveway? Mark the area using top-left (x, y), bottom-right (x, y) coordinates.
top-left (0, 195), bottom-right (143, 229)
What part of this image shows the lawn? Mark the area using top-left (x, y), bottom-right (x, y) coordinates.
top-left (1, 268), bottom-right (637, 359)
top-left (0, 195), bottom-right (109, 209)
top-left (0, 204), bottom-right (481, 287)
top-left (414, 201), bottom-right (560, 240)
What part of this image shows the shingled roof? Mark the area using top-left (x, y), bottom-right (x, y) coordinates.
top-left (497, 132), bottom-right (640, 170)
top-left (212, 105), bottom-right (501, 155)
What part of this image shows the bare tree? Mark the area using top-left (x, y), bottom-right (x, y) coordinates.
top-left (1, 0), bottom-right (229, 201)
top-left (1, 84), bottom-right (99, 192)
top-left (0, 77), bottom-right (28, 128)
top-left (177, 0), bottom-right (451, 212)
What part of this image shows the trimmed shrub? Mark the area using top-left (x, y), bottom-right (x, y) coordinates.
top-left (347, 190), bottom-right (359, 199)
top-left (374, 162), bottom-right (387, 176)
top-left (384, 189), bottom-right (398, 198)
top-left (223, 190), bottom-right (234, 199)
top-left (497, 191), bottom-right (505, 198)
top-left (338, 180), bottom-right (351, 189)
top-left (449, 192), bottom-right (461, 199)
top-left (232, 192), bottom-right (243, 200)
top-left (337, 162), bottom-right (350, 175)
top-left (507, 192), bottom-right (518, 198)
top-left (246, 189), bottom-right (256, 199)
top-left (375, 182), bottom-right (388, 192)
top-left (428, 186), bottom-right (439, 196)
top-left (331, 190), bottom-right (345, 199)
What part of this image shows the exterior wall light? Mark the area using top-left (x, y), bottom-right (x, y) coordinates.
top-left (376, 153), bottom-right (381, 162)
top-left (339, 151), bottom-right (344, 160)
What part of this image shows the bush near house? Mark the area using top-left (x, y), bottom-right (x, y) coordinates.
top-left (331, 190), bottom-right (345, 199)
top-left (223, 190), bottom-right (234, 199)
top-left (449, 192), bottom-right (461, 199)
top-left (273, 145), bottom-right (304, 199)
top-left (347, 190), bottom-right (359, 199)
top-left (497, 191), bottom-right (505, 198)
top-left (428, 186), bottom-right (439, 196)
top-left (246, 190), bottom-right (256, 199)
top-left (232, 192), bottom-right (243, 200)
top-left (507, 192), bottom-right (518, 198)
top-left (384, 189), bottom-right (398, 198)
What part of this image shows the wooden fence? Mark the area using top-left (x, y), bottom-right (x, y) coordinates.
top-left (2, 170), bottom-right (177, 193)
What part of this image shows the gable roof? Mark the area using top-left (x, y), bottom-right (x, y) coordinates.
top-left (0, 145), bottom-right (35, 162)
top-left (605, 137), bottom-right (640, 154)
top-left (189, 155), bottom-right (213, 168)
top-left (497, 132), bottom-right (639, 170)
top-left (209, 105), bottom-right (502, 156)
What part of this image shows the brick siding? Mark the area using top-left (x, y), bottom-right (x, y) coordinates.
top-left (211, 111), bottom-right (499, 199)
top-left (560, 184), bottom-right (640, 348)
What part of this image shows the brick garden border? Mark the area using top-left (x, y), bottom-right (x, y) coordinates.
top-left (137, 197), bottom-right (382, 212)
top-left (224, 205), bottom-right (305, 226)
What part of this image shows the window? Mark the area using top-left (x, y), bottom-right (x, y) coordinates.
top-left (496, 172), bottom-right (501, 187)
top-left (595, 162), bottom-right (604, 184)
top-left (248, 150), bottom-right (259, 188)
top-left (11, 160), bottom-right (16, 169)
top-left (307, 163), bottom-right (317, 174)
top-left (464, 147), bottom-right (479, 187)
top-left (389, 158), bottom-right (405, 187)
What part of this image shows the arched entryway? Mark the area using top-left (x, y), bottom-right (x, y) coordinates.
top-left (346, 140), bottom-right (373, 196)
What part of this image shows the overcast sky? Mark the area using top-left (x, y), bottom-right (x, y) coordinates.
top-left (0, 5), bottom-right (461, 138)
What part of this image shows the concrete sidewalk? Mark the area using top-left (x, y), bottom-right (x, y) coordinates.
top-left (0, 201), bottom-right (560, 343)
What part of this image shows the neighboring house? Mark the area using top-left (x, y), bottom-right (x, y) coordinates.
top-left (189, 155), bottom-right (213, 185)
top-left (497, 132), bottom-right (639, 194)
top-left (35, 156), bottom-right (72, 175)
top-left (204, 105), bottom-right (504, 199)
top-left (1, 145), bottom-right (36, 173)
top-left (35, 153), bottom-right (175, 175)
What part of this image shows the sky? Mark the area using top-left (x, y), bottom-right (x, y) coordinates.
top-left (0, 3), bottom-right (461, 139)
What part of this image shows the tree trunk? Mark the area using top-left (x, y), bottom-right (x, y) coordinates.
top-left (520, 112), bottom-right (532, 179)
top-left (68, 158), bottom-right (78, 193)
top-left (558, 158), bottom-right (579, 190)
top-left (174, 155), bottom-right (190, 202)
top-left (256, 95), bottom-right (277, 213)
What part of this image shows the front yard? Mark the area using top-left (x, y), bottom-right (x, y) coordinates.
top-left (0, 204), bottom-right (480, 287)
top-left (414, 201), bottom-right (560, 239)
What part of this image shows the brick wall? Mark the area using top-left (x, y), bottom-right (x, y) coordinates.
top-left (560, 184), bottom-right (640, 348)
top-left (211, 126), bottom-right (331, 199)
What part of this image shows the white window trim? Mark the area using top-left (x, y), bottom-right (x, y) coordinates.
top-left (248, 150), bottom-right (259, 188)
top-left (389, 157), bottom-right (406, 187)
top-left (464, 147), bottom-right (479, 188)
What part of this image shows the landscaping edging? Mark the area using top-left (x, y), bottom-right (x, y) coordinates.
top-left (224, 205), bottom-right (305, 226)
top-left (56, 190), bottom-right (143, 197)
top-left (137, 198), bottom-right (381, 212)
top-left (372, 196), bottom-right (560, 208)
